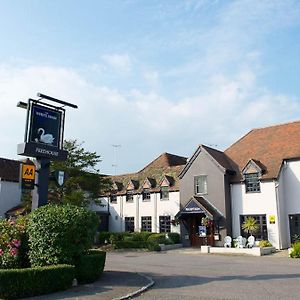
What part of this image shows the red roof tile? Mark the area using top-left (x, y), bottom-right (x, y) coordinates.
top-left (225, 121), bottom-right (300, 181)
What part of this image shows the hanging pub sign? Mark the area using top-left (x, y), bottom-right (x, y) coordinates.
top-left (17, 98), bottom-right (68, 161)
top-left (29, 103), bottom-right (62, 148)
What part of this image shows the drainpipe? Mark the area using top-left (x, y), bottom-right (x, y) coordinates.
top-left (275, 181), bottom-right (282, 249)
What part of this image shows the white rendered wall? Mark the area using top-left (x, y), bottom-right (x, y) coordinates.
top-left (156, 191), bottom-right (180, 234)
top-left (0, 180), bottom-right (21, 219)
top-left (231, 181), bottom-right (279, 249)
top-left (123, 194), bottom-right (139, 231)
top-left (278, 161), bottom-right (300, 248)
top-left (139, 193), bottom-right (155, 231)
top-left (108, 195), bottom-right (123, 232)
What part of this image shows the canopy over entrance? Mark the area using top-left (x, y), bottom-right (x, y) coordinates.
top-left (175, 196), bottom-right (223, 221)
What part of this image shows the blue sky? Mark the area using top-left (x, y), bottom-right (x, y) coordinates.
top-left (0, 0), bottom-right (300, 174)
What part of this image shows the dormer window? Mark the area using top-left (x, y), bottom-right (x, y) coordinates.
top-left (126, 191), bottom-right (134, 202)
top-left (160, 186), bottom-right (169, 200)
top-left (242, 159), bottom-right (263, 193)
top-left (110, 194), bottom-right (117, 203)
top-left (142, 189), bottom-right (151, 201)
top-left (245, 173), bottom-right (260, 193)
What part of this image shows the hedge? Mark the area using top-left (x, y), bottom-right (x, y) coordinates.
top-left (114, 240), bottom-right (149, 249)
top-left (167, 233), bottom-right (180, 244)
top-left (0, 264), bottom-right (75, 299)
top-left (147, 233), bottom-right (171, 245)
top-left (27, 204), bottom-right (98, 266)
top-left (75, 250), bottom-right (106, 283)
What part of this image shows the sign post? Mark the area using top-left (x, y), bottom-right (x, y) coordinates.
top-left (17, 93), bottom-right (77, 209)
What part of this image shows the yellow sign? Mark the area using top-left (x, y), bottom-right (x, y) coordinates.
top-left (22, 164), bottom-right (35, 180)
top-left (269, 215), bottom-right (276, 224)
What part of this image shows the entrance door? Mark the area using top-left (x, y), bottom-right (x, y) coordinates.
top-left (188, 215), bottom-right (214, 247)
top-left (289, 214), bottom-right (300, 243)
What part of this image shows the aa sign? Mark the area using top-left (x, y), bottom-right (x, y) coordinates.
top-left (21, 164), bottom-right (35, 189)
top-left (22, 164), bottom-right (35, 180)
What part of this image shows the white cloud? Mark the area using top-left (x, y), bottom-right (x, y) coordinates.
top-left (101, 53), bottom-right (132, 73)
top-left (0, 63), bottom-right (299, 174)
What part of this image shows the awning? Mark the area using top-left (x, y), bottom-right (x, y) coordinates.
top-left (175, 196), bottom-right (224, 221)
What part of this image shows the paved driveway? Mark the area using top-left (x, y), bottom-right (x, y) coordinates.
top-left (106, 249), bottom-right (300, 300)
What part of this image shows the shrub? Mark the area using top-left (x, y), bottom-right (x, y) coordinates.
top-left (167, 233), bottom-right (180, 244)
top-left (27, 204), bottom-right (98, 266)
top-left (0, 264), bottom-right (74, 299)
top-left (109, 232), bottom-right (126, 244)
top-left (259, 240), bottom-right (273, 248)
top-left (147, 241), bottom-right (161, 251)
top-left (290, 242), bottom-right (300, 258)
top-left (75, 250), bottom-right (106, 283)
top-left (114, 240), bottom-right (148, 249)
top-left (98, 231), bottom-right (112, 244)
top-left (0, 217), bottom-right (28, 269)
top-left (147, 233), bottom-right (170, 245)
top-left (131, 232), bottom-right (153, 242)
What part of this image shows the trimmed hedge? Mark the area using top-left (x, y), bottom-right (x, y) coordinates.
top-left (27, 204), bottom-right (98, 266)
top-left (0, 264), bottom-right (75, 299)
top-left (114, 240), bottom-right (148, 249)
top-left (167, 233), bottom-right (180, 244)
top-left (75, 250), bottom-right (106, 283)
top-left (147, 233), bottom-right (171, 245)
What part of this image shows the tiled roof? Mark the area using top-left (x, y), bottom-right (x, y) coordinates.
top-left (108, 152), bottom-right (187, 195)
top-left (0, 158), bottom-right (21, 182)
top-left (225, 121), bottom-right (300, 181)
top-left (179, 145), bottom-right (235, 178)
top-left (202, 145), bottom-right (235, 172)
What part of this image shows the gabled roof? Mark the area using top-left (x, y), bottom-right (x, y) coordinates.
top-left (0, 158), bottom-right (21, 182)
top-left (108, 152), bottom-right (187, 195)
top-left (225, 121), bottom-right (300, 181)
top-left (179, 145), bottom-right (235, 179)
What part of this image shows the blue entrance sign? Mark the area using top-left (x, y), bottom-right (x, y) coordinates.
top-left (182, 199), bottom-right (205, 214)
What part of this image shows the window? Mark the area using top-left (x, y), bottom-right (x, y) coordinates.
top-left (110, 194), bottom-right (117, 203)
top-left (194, 175), bottom-right (207, 195)
top-left (141, 216), bottom-right (152, 232)
top-left (126, 191), bottom-right (134, 202)
top-left (245, 173), bottom-right (260, 193)
top-left (142, 189), bottom-right (151, 201)
top-left (240, 215), bottom-right (267, 240)
top-left (159, 215), bottom-right (171, 233)
top-left (125, 217), bottom-right (134, 232)
top-left (160, 186), bottom-right (169, 200)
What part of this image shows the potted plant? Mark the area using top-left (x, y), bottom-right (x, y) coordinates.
top-left (242, 216), bottom-right (259, 237)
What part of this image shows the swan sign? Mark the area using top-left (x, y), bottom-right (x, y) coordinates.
top-left (29, 104), bottom-right (61, 148)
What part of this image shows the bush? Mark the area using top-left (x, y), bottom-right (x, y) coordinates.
top-left (259, 240), bottom-right (273, 248)
top-left (147, 233), bottom-right (170, 245)
top-left (130, 232), bottom-right (153, 242)
top-left (290, 242), bottom-right (300, 258)
top-left (0, 264), bottom-right (74, 299)
top-left (167, 233), bottom-right (180, 244)
top-left (27, 204), bottom-right (98, 266)
top-left (114, 240), bottom-right (148, 249)
top-left (97, 231), bottom-right (111, 245)
top-left (109, 232), bottom-right (126, 244)
top-left (75, 250), bottom-right (106, 283)
top-left (147, 241), bottom-right (161, 251)
top-left (0, 217), bottom-right (29, 269)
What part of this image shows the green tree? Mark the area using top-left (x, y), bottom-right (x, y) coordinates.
top-left (49, 140), bottom-right (111, 207)
top-left (242, 216), bottom-right (259, 236)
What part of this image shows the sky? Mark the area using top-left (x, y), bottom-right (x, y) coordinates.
top-left (0, 0), bottom-right (300, 175)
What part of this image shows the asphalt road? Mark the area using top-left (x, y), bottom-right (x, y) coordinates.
top-left (106, 249), bottom-right (300, 300)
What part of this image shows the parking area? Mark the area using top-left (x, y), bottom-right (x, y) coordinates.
top-left (106, 249), bottom-right (300, 300)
